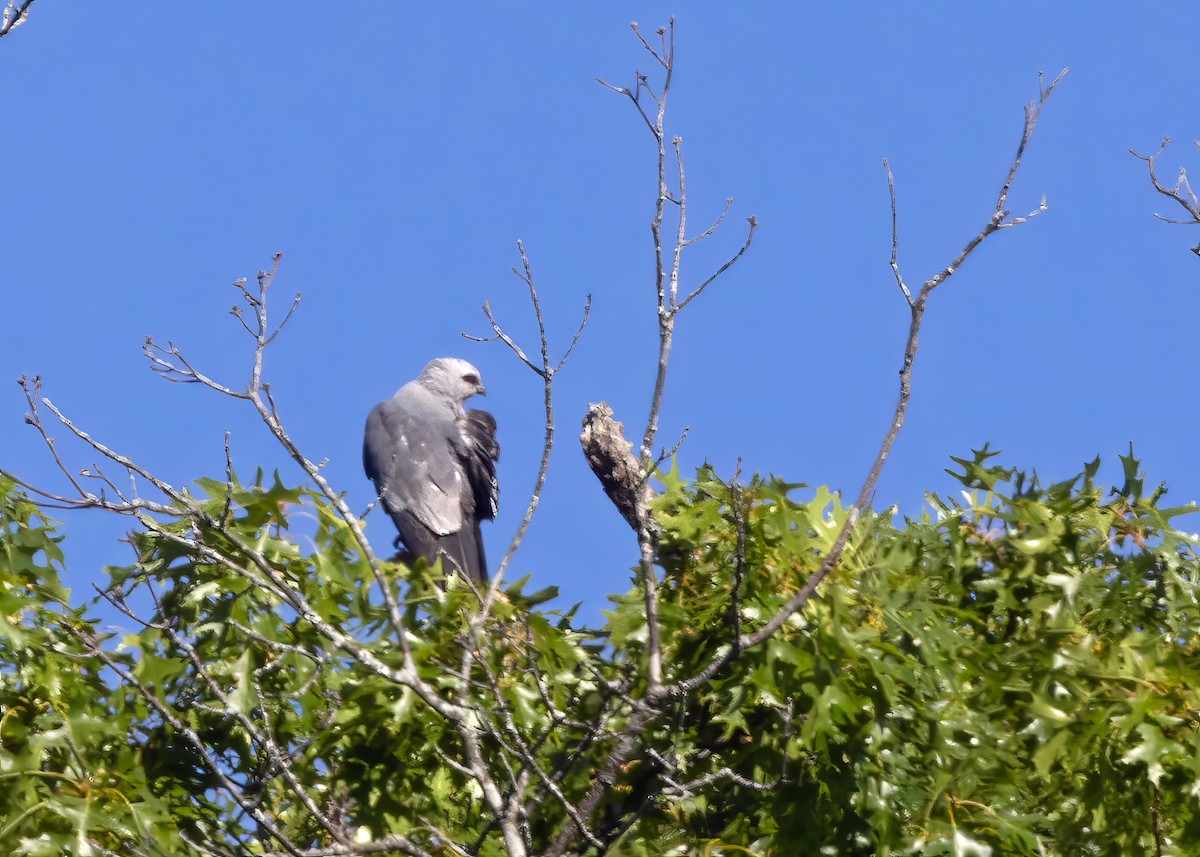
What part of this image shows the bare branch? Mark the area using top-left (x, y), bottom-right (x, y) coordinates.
top-left (670, 67), bottom-right (1065, 697)
top-left (1131, 136), bottom-right (1200, 225)
top-left (653, 425), bottom-right (689, 471)
top-left (995, 68), bottom-right (1067, 218)
top-left (264, 292), bottom-right (303, 346)
top-left (466, 239), bottom-right (589, 635)
top-left (675, 215), bottom-right (757, 312)
top-left (554, 293), bottom-right (591, 373)
top-left (596, 75), bottom-right (657, 137)
top-left (997, 193), bottom-right (1048, 229)
top-left (682, 197), bottom-right (733, 247)
top-left (17, 375), bottom-right (86, 496)
top-left (40, 397), bottom-right (189, 505)
top-left (637, 20), bottom-right (676, 465)
top-left (666, 136), bottom-right (688, 315)
top-left (143, 337), bottom-right (250, 398)
top-left (629, 20), bottom-right (669, 69)
top-left (0, 0), bottom-right (35, 39)
top-left (472, 300), bottom-right (539, 373)
top-left (882, 159), bottom-right (913, 307)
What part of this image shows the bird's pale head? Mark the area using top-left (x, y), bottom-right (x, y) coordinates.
top-left (418, 357), bottom-right (487, 401)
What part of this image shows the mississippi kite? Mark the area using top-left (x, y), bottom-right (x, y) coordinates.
top-left (363, 358), bottom-right (498, 581)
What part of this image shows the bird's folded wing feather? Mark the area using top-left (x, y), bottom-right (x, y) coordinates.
top-left (364, 393), bottom-right (463, 535)
top-left (462, 409), bottom-right (499, 520)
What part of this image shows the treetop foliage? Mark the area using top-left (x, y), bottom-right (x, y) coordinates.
top-left (3, 447), bottom-right (1199, 855)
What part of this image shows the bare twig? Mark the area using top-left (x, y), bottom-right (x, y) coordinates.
top-left (462, 239), bottom-right (594, 856)
top-left (554, 68), bottom-right (1065, 855)
top-left (653, 425), bottom-right (689, 470)
top-left (883, 159), bottom-right (913, 307)
top-left (0, 0), bottom-right (35, 39)
top-left (221, 430), bottom-right (236, 526)
top-left (682, 197), bottom-right (733, 246)
top-left (17, 375), bottom-right (86, 496)
top-left (467, 241), bottom-right (589, 588)
top-left (551, 23), bottom-right (767, 851)
top-left (214, 257), bottom-right (418, 667)
top-left (1131, 136), bottom-right (1200, 227)
top-left (672, 68), bottom-right (1067, 697)
top-left (675, 216), bottom-right (756, 312)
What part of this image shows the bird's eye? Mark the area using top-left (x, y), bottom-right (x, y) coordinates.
top-left (463, 374), bottom-right (480, 385)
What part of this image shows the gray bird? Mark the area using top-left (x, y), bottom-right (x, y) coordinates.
top-left (363, 358), bottom-right (499, 582)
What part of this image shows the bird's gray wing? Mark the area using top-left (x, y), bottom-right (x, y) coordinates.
top-left (363, 388), bottom-right (464, 536)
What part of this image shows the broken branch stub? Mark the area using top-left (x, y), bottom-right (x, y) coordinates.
top-left (580, 402), bottom-right (656, 534)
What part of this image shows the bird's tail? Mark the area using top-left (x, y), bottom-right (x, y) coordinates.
top-left (435, 525), bottom-right (487, 583)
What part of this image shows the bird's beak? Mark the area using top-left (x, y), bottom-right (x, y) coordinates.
top-left (476, 385), bottom-right (487, 397)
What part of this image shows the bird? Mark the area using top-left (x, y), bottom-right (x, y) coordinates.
top-left (363, 358), bottom-right (499, 582)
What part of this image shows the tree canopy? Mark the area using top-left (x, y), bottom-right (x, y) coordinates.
top-left (3, 7), bottom-right (1200, 857)
top-left (3, 446), bottom-right (1199, 855)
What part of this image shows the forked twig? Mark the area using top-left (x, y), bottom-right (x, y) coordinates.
top-left (1131, 136), bottom-right (1200, 229)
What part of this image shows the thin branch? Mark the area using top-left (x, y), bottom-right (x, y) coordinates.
top-left (554, 294), bottom-right (591, 373)
top-left (995, 68), bottom-right (1066, 218)
top-left (637, 19), bottom-right (675, 464)
top-left (221, 430), bottom-right (235, 526)
top-left (1131, 136), bottom-right (1200, 225)
top-left (596, 76), bottom-right (657, 137)
top-left (682, 197), bottom-right (733, 247)
top-left (674, 216), bottom-right (757, 312)
top-left (261, 835), bottom-right (435, 857)
top-left (469, 301), bottom-right (539, 373)
top-left (40, 398), bottom-right (189, 504)
top-left (223, 257), bottom-right (416, 668)
top-left (666, 136), bottom-right (688, 315)
top-left (668, 765), bottom-right (783, 796)
top-left (629, 20), bottom-right (668, 69)
top-left (464, 240), bottom-right (588, 596)
top-left (265, 292), bottom-right (303, 346)
top-left (653, 425), bottom-right (689, 471)
top-left (882, 159), bottom-right (913, 307)
top-left (728, 462), bottom-right (746, 657)
top-left (82, 460), bottom-right (125, 500)
top-left (17, 375), bottom-right (86, 496)
top-left (671, 67), bottom-right (1067, 698)
top-left (0, 0), bottom-right (34, 38)
top-left (476, 648), bottom-right (603, 850)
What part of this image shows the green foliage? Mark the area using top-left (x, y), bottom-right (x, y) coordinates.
top-left (1, 450), bottom-right (1199, 856)
top-left (0, 476), bottom-right (174, 855)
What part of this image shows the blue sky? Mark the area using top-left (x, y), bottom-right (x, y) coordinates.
top-left (3, 4), bottom-right (1198, 623)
